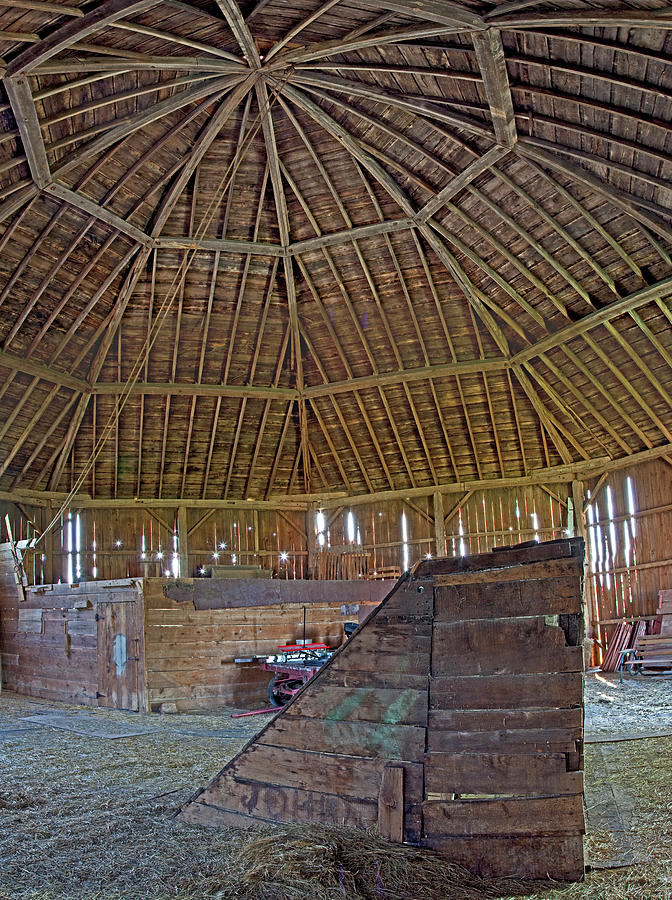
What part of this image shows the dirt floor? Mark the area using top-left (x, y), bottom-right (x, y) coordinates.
top-left (1, 673), bottom-right (671, 899)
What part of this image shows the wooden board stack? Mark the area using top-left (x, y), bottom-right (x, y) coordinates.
top-left (178, 539), bottom-right (586, 881)
top-left (658, 590), bottom-right (672, 635)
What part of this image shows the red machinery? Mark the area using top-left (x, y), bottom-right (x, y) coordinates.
top-left (262, 643), bottom-right (334, 706)
top-left (235, 622), bottom-right (358, 707)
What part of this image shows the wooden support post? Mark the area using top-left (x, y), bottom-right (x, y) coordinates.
top-left (177, 506), bottom-right (189, 578)
top-left (571, 481), bottom-right (586, 543)
top-left (433, 491), bottom-right (447, 559)
top-left (306, 502), bottom-right (316, 579)
top-left (571, 480), bottom-right (592, 642)
top-left (378, 763), bottom-right (404, 843)
top-left (43, 503), bottom-right (55, 585)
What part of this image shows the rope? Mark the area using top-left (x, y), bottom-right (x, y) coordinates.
top-left (37, 72), bottom-right (292, 545)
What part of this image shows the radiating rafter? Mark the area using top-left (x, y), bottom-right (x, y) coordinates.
top-left (471, 28), bottom-right (516, 148)
top-left (6, 0), bottom-right (163, 76)
top-left (214, 0), bottom-right (260, 67)
top-left (4, 76), bottom-right (50, 188)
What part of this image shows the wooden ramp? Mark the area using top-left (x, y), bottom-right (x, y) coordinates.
top-left (177, 539), bottom-right (586, 881)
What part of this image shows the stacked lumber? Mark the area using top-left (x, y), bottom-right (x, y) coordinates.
top-left (658, 590), bottom-right (672, 635)
top-left (178, 538), bottom-right (585, 881)
top-left (600, 621), bottom-right (645, 672)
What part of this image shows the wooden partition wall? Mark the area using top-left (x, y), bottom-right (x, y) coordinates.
top-left (179, 539), bottom-right (585, 881)
top-left (0, 554), bottom-right (388, 710)
top-left (3, 455), bottom-right (671, 668)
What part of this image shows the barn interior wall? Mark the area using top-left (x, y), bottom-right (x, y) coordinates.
top-left (2, 458), bottom-right (672, 672)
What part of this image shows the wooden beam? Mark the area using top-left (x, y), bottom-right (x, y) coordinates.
top-left (6, 0), bottom-right (162, 76)
top-left (177, 506), bottom-right (189, 576)
top-left (4, 76), bottom-right (50, 188)
top-left (433, 490), bottom-right (447, 558)
top-left (414, 146), bottom-right (507, 223)
top-left (471, 28), bottom-right (517, 147)
top-left (0, 348), bottom-right (88, 392)
top-left (487, 9), bottom-right (672, 29)
top-left (150, 75), bottom-right (255, 237)
top-left (512, 274), bottom-right (672, 366)
top-left (516, 141), bottom-right (672, 243)
top-left (0, 491), bottom-right (309, 511)
top-left (289, 217), bottom-right (414, 254)
top-left (214, 0), bottom-right (260, 66)
top-left (44, 184), bottom-right (150, 245)
top-left (356, 0), bottom-right (483, 30)
top-left (155, 235), bottom-right (282, 255)
top-left (0, 1), bottom-right (83, 15)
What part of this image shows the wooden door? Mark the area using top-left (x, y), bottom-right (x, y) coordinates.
top-left (97, 600), bottom-right (141, 711)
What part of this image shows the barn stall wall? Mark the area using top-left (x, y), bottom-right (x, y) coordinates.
top-left (179, 539), bottom-right (585, 881)
top-left (143, 578), bottom-right (387, 711)
top-left (2, 457), bottom-right (671, 671)
top-left (0, 550), bottom-right (388, 710)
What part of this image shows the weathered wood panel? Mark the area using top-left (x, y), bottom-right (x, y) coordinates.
top-left (178, 538), bottom-right (584, 881)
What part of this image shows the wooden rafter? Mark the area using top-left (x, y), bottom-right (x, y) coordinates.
top-left (214, 0), bottom-right (259, 67)
top-left (415, 146), bottom-right (507, 224)
top-left (4, 76), bottom-right (50, 188)
top-left (471, 28), bottom-right (517, 148)
top-left (6, 0), bottom-right (162, 76)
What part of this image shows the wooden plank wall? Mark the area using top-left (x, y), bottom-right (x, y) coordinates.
top-left (322, 499), bottom-right (434, 574)
top-left (187, 508), bottom-right (307, 578)
top-left (421, 543), bottom-right (585, 879)
top-left (0, 545), bottom-right (139, 705)
top-left (177, 540), bottom-right (585, 881)
top-left (142, 578), bottom-right (389, 711)
top-left (584, 459), bottom-right (672, 661)
top-left (443, 483), bottom-right (568, 556)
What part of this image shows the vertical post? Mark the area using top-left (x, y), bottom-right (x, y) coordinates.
top-left (571, 480), bottom-right (592, 649)
top-left (43, 504), bottom-right (56, 585)
top-left (306, 502), bottom-right (316, 579)
top-left (433, 491), bottom-right (446, 559)
top-left (571, 481), bottom-right (587, 542)
top-left (253, 508), bottom-right (260, 564)
top-left (177, 506), bottom-right (189, 578)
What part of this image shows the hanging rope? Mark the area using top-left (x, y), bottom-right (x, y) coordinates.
top-left (37, 71), bottom-right (293, 545)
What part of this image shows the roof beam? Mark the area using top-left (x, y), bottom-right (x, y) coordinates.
top-left (44, 184), bottom-right (150, 245)
top-left (356, 0), bottom-right (483, 30)
top-left (471, 28), bottom-right (517, 148)
top-left (6, 0), bottom-right (162, 76)
top-left (414, 146), bottom-right (507, 224)
top-left (214, 0), bottom-right (260, 67)
top-left (4, 76), bottom-right (50, 188)
top-left (155, 235), bottom-right (282, 255)
top-left (516, 141), bottom-right (672, 242)
top-left (0, 1), bottom-right (83, 15)
top-left (92, 382), bottom-right (297, 401)
top-left (512, 274), bottom-right (672, 366)
top-left (0, 348), bottom-right (88, 392)
top-left (486, 9), bottom-right (672, 29)
top-left (289, 217), bottom-right (414, 254)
